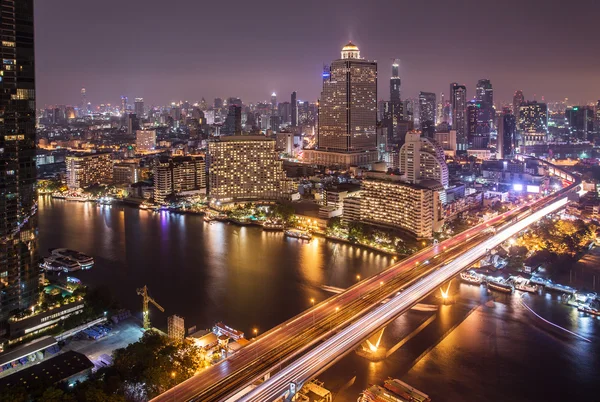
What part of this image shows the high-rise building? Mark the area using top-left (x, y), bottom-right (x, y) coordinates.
top-left (223, 105), bottom-right (242, 136)
top-left (270, 92), bottom-right (277, 114)
top-left (305, 42), bottom-right (378, 167)
top-left (450, 83), bottom-right (467, 150)
top-left (466, 100), bottom-right (491, 149)
top-left (207, 136), bottom-right (289, 203)
top-left (519, 101), bottom-right (548, 146)
top-left (134, 98), bottom-right (144, 119)
top-left (214, 98), bottom-right (223, 109)
top-left (278, 101), bottom-right (291, 124)
top-left (475, 79), bottom-right (493, 136)
top-left (497, 108), bottom-right (517, 159)
top-left (513, 90), bottom-right (525, 119)
top-left (167, 315), bottom-right (185, 340)
top-left (566, 106), bottom-right (594, 137)
top-left (113, 162), bottom-right (140, 185)
top-left (121, 96), bottom-right (128, 114)
top-left (66, 153), bottom-right (113, 189)
top-left (136, 129), bottom-right (156, 153)
top-left (399, 132), bottom-right (449, 188)
top-left (153, 156), bottom-right (206, 204)
top-left (291, 91), bottom-right (298, 126)
top-left (360, 171), bottom-right (443, 239)
top-left (419, 92), bottom-right (436, 137)
top-left (0, 0), bottom-right (38, 327)
top-left (127, 113), bottom-right (140, 134)
top-left (595, 100), bottom-right (600, 133)
top-left (80, 87), bottom-right (87, 116)
top-left (390, 59), bottom-right (403, 133)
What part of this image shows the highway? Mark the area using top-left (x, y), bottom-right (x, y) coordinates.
top-left (152, 175), bottom-right (578, 402)
top-left (240, 193), bottom-right (571, 401)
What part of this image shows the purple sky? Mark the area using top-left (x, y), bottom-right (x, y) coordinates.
top-left (35, 0), bottom-right (600, 108)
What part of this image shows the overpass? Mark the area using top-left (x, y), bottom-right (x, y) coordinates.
top-left (153, 162), bottom-right (580, 402)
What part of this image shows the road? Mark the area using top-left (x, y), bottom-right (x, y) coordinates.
top-left (152, 194), bottom-right (551, 402)
top-left (240, 194), bottom-right (571, 401)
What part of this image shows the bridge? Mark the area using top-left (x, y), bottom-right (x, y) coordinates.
top-left (153, 160), bottom-right (580, 402)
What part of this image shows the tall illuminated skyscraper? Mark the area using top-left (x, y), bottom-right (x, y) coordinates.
top-left (390, 59), bottom-right (403, 137)
top-left (513, 90), bottom-right (525, 119)
top-left (134, 98), bottom-right (145, 118)
top-left (419, 91), bottom-right (436, 138)
top-left (291, 91), bottom-right (298, 126)
top-left (450, 83), bottom-right (467, 150)
top-left (0, 0), bottom-right (38, 327)
top-left (306, 42), bottom-right (378, 167)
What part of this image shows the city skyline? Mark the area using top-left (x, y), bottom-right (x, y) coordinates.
top-left (35, 0), bottom-right (600, 107)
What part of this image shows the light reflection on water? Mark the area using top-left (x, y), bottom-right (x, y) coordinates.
top-left (38, 198), bottom-right (390, 335)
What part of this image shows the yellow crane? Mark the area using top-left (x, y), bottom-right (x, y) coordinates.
top-left (136, 285), bottom-right (164, 329)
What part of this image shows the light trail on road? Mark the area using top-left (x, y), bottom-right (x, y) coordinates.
top-left (239, 196), bottom-right (570, 402)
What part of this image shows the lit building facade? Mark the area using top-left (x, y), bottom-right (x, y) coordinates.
top-left (418, 91), bottom-right (436, 137)
top-left (207, 136), bottom-right (288, 203)
top-left (450, 83), bottom-right (467, 151)
top-left (153, 156), bottom-right (206, 204)
top-left (306, 42), bottom-right (378, 167)
top-left (66, 153), bottom-right (113, 189)
top-left (519, 101), bottom-right (548, 146)
top-left (136, 129), bottom-right (156, 153)
top-left (400, 132), bottom-right (449, 188)
top-left (0, 0), bottom-right (38, 326)
top-left (113, 162), bottom-right (140, 185)
top-left (361, 172), bottom-right (442, 239)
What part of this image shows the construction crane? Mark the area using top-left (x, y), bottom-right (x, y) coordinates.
top-left (136, 285), bottom-right (164, 329)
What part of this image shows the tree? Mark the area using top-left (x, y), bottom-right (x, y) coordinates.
top-left (40, 387), bottom-right (75, 402)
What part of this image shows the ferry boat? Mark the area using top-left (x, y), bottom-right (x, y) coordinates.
top-left (487, 280), bottom-right (514, 293)
top-left (460, 271), bottom-right (483, 285)
top-left (50, 248), bottom-right (94, 270)
top-left (578, 306), bottom-right (600, 316)
top-left (40, 256), bottom-right (81, 273)
top-left (515, 282), bottom-right (539, 293)
top-left (384, 378), bottom-right (431, 402)
top-left (263, 221), bottom-right (284, 231)
top-left (285, 229), bottom-right (312, 241)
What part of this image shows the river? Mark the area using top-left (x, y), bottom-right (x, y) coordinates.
top-left (38, 197), bottom-right (600, 401)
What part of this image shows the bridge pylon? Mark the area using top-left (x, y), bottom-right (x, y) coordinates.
top-left (356, 327), bottom-right (387, 361)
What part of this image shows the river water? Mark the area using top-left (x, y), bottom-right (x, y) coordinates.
top-left (38, 197), bottom-right (600, 401)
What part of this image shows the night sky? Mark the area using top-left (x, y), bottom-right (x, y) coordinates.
top-left (35, 0), bottom-right (600, 108)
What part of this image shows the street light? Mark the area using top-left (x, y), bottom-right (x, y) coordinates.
top-left (253, 328), bottom-right (258, 338)
top-left (356, 274), bottom-right (361, 281)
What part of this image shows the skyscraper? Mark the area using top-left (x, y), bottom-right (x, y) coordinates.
top-left (270, 92), bottom-right (277, 114)
top-left (223, 105), bottom-right (242, 136)
top-left (399, 132), bottom-right (449, 188)
top-left (80, 87), bottom-right (86, 116)
top-left (291, 91), bottom-right (298, 126)
top-left (390, 59), bottom-right (403, 136)
top-left (305, 42), bottom-right (378, 167)
top-left (497, 107), bottom-right (517, 159)
top-left (419, 92), bottom-right (436, 137)
top-left (475, 79), bottom-right (493, 135)
top-left (0, 0), bottom-right (38, 327)
top-left (450, 83), bottom-right (467, 151)
top-left (513, 90), bottom-right (525, 119)
top-left (134, 98), bottom-right (144, 119)
top-left (519, 101), bottom-right (548, 146)
top-left (121, 96), bottom-right (128, 114)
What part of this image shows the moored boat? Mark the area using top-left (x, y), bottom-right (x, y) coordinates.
top-left (487, 280), bottom-right (514, 293)
top-left (50, 248), bottom-right (94, 270)
top-left (460, 271), bottom-right (483, 285)
top-left (285, 229), bottom-right (312, 240)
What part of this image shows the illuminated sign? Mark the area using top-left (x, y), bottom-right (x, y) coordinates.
top-left (513, 184), bottom-right (523, 191)
top-left (527, 185), bottom-right (540, 193)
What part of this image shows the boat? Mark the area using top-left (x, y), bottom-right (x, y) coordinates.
top-left (203, 214), bottom-right (213, 222)
top-left (50, 248), bottom-right (94, 270)
top-left (229, 217), bottom-right (252, 226)
top-left (515, 282), bottom-right (539, 293)
top-left (460, 271), bottom-right (483, 285)
top-left (578, 306), bottom-right (600, 316)
top-left (263, 221), bottom-right (284, 231)
top-left (285, 229), bottom-right (312, 241)
top-left (384, 378), bottom-right (431, 402)
top-left (487, 280), bottom-right (514, 293)
top-left (97, 196), bottom-right (114, 205)
top-left (40, 256), bottom-right (81, 273)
